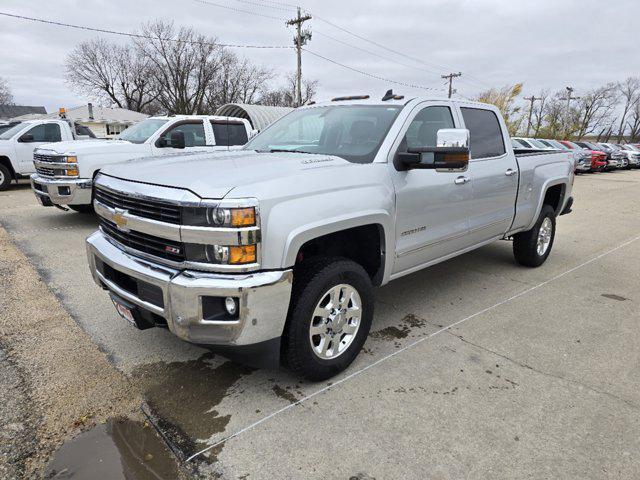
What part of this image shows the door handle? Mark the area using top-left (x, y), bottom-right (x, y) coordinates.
top-left (505, 169), bottom-right (517, 176)
top-left (454, 176), bottom-right (470, 185)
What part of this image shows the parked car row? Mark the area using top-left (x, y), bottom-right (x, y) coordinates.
top-left (511, 136), bottom-right (640, 173)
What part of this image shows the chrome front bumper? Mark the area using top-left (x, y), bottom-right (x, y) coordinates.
top-left (86, 231), bottom-right (293, 346)
top-left (30, 174), bottom-right (93, 206)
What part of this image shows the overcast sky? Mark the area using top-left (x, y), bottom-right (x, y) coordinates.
top-left (1, 0), bottom-right (638, 112)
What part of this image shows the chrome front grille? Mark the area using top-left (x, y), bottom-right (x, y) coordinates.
top-left (99, 218), bottom-right (185, 262)
top-left (33, 153), bottom-right (65, 163)
top-left (95, 185), bottom-right (181, 224)
top-left (35, 165), bottom-right (64, 177)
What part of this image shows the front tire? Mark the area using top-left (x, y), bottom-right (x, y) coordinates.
top-left (513, 205), bottom-right (556, 268)
top-left (0, 164), bottom-right (12, 191)
top-left (282, 258), bottom-right (374, 381)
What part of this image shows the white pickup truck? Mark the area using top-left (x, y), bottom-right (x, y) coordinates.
top-left (30, 115), bottom-right (254, 212)
top-left (86, 94), bottom-right (574, 380)
top-left (0, 119), bottom-right (95, 191)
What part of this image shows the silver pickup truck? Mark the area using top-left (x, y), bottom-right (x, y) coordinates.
top-left (86, 94), bottom-right (574, 380)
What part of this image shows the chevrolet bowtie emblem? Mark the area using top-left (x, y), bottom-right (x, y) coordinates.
top-left (112, 208), bottom-right (129, 231)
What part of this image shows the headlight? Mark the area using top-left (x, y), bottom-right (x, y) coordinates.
top-left (182, 206), bottom-right (256, 228)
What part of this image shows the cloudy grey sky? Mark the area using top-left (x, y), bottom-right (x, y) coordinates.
top-left (1, 0), bottom-right (638, 111)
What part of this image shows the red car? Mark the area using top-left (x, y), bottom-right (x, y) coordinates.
top-left (560, 140), bottom-right (607, 172)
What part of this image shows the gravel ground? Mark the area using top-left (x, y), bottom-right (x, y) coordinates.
top-left (0, 226), bottom-right (147, 477)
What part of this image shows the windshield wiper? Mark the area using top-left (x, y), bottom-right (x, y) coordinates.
top-left (263, 148), bottom-right (315, 154)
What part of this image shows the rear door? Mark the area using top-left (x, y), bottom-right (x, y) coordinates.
top-left (460, 106), bottom-right (519, 243)
top-left (211, 121), bottom-right (249, 149)
top-left (391, 102), bottom-right (473, 275)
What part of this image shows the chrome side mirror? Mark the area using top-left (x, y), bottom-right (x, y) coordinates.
top-left (399, 128), bottom-right (470, 170)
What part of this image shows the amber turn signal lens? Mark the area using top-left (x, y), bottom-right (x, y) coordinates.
top-left (229, 245), bottom-right (257, 264)
top-left (66, 168), bottom-right (79, 176)
top-left (230, 208), bottom-right (256, 227)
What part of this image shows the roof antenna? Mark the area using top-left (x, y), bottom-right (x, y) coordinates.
top-left (381, 89), bottom-right (404, 101)
top-left (381, 89), bottom-right (394, 101)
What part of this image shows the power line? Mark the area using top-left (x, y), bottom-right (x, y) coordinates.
top-left (231, 0), bottom-right (296, 13)
top-left (314, 30), bottom-right (443, 77)
top-left (193, 0), bottom-right (286, 21)
top-left (0, 11), bottom-right (292, 49)
top-left (303, 49), bottom-right (445, 93)
top-left (311, 13), bottom-right (491, 89)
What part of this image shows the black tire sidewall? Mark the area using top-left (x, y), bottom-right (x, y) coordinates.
top-left (513, 205), bottom-right (556, 267)
top-left (0, 164), bottom-right (11, 191)
top-left (284, 259), bottom-right (373, 380)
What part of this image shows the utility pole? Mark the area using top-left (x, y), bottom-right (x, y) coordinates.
top-left (441, 72), bottom-right (462, 98)
top-left (523, 95), bottom-right (539, 137)
top-left (563, 86), bottom-right (581, 138)
top-left (287, 8), bottom-right (312, 107)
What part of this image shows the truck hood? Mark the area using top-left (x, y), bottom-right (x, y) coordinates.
top-left (36, 139), bottom-right (144, 156)
top-left (100, 150), bottom-right (356, 199)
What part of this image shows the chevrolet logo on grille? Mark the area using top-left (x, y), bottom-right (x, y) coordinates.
top-left (112, 208), bottom-right (129, 231)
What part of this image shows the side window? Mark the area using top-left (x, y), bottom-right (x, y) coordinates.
top-left (76, 124), bottom-right (96, 138)
top-left (160, 122), bottom-right (206, 147)
top-left (400, 106), bottom-right (455, 152)
top-left (460, 107), bottom-right (505, 159)
top-left (27, 123), bottom-right (62, 142)
top-left (212, 122), bottom-right (249, 146)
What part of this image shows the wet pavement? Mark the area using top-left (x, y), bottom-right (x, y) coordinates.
top-left (44, 418), bottom-right (180, 479)
top-left (2, 171), bottom-right (640, 478)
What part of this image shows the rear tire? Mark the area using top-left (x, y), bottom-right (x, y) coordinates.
top-left (282, 257), bottom-right (374, 381)
top-left (69, 204), bottom-right (94, 214)
top-left (0, 164), bottom-right (12, 191)
top-left (513, 205), bottom-right (556, 268)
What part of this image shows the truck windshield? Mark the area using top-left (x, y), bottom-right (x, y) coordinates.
top-left (0, 122), bottom-right (24, 140)
top-left (116, 118), bottom-right (169, 144)
top-left (244, 105), bottom-right (403, 163)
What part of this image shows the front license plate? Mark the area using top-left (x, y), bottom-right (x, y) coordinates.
top-left (112, 299), bottom-right (136, 326)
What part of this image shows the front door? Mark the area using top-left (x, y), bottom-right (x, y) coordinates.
top-left (151, 120), bottom-right (211, 155)
top-left (391, 104), bottom-right (473, 276)
top-left (15, 123), bottom-right (62, 173)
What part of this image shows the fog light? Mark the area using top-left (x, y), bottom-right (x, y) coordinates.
top-left (58, 186), bottom-right (71, 196)
top-left (224, 297), bottom-right (238, 316)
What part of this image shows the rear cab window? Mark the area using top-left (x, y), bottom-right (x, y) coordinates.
top-left (460, 107), bottom-right (505, 159)
top-left (212, 122), bottom-right (248, 146)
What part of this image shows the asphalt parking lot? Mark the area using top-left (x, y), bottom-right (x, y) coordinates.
top-left (2, 171), bottom-right (640, 479)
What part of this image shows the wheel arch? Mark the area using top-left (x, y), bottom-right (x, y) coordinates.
top-left (284, 213), bottom-right (391, 286)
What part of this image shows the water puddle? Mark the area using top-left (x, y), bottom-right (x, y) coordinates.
top-left (133, 353), bottom-right (255, 461)
top-left (44, 418), bottom-right (181, 479)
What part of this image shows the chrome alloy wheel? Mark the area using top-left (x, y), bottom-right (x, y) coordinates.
top-left (309, 284), bottom-right (362, 360)
top-left (536, 217), bottom-right (553, 256)
top-left (0, 169), bottom-right (5, 186)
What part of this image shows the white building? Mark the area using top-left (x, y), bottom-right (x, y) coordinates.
top-left (14, 104), bottom-right (148, 139)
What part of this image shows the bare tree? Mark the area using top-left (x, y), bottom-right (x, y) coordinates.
top-left (531, 90), bottom-right (549, 137)
top-left (0, 76), bottom-right (14, 105)
top-left (616, 77), bottom-right (640, 142)
top-left (260, 73), bottom-right (318, 107)
top-left (134, 21), bottom-right (224, 114)
top-left (574, 83), bottom-right (617, 140)
top-left (627, 102), bottom-right (640, 142)
top-left (65, 38), bottom-right (157, 113)
top-left (205, 54), bottom-right (274, 111)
